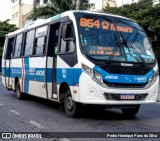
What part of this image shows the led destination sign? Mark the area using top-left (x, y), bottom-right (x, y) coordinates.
top-left (80, 18), bottom-right (133, 33)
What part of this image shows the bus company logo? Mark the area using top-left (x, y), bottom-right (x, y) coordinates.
top-left (135, 77), bottom-right (147, 82)
top-left (121, 63), bottom-right (133, 67)
top-left (36, 70), bottom-right (45, 76)
top-left (105, 76), bottom-right (118, 80)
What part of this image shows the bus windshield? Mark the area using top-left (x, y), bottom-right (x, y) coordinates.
top-left (75, 13), bottom-right (155, 64)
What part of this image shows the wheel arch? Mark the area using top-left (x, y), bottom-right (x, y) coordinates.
top-left (59, 82), bottom-right (73, 103)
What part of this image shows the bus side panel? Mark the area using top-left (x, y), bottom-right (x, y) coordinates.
top-left (56, 56), bottom-right (74, 100)
top-left (10, 58), bottom-right (22, 91)
top-left (46, 57), bottom-right (53, 99)
top-left (28, 57), bottom-right (47, 98)
top-left (2, 60), bottom-right (10, 88)
top-left (1, 37), bottom-right (10, 89)
top-left (56, 56), bottom-right (83, 102)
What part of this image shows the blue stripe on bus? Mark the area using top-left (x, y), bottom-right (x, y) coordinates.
top-left (2, 67), bottom-right (82, 86)
top-left (57, 68), bottom-right (82, 86)
top-left (2, 65), bottom-right (155, 85)
top-left (24, 58), bottom-right (29, 93)
top-left (93, 65), bottom-right (155, 84)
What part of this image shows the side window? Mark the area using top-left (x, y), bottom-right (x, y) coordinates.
top-left (60, 39), bottom-right (75, 53)
top-left (60, 23), bottom-right (75, 54)
top-left (4, 37), bottom-right (15, 59)
top-left (24, 30), bottom-right (35, 56)
top-left (14, 34), bottom-right (23, 58)
top-left (34, 36), bottom-right (46, 55)
top-left (33, 26), bottom-right (48, 56)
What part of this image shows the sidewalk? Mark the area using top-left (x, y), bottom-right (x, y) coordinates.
top-left (0, 103), bottom-right (55, 141)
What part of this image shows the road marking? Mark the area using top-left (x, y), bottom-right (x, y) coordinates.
top-left (0, 103), bottom-right (3, 106)
top-left (53, 139), bottom-right (70, 141)
top-left (28, 120), bottom-right (45, 129)
top-left (60, 138), bottom-right (70, 141)
top-left (9, 110), bottom-right (21, 115)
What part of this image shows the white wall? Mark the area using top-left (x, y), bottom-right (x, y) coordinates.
top-left (90, 0), bottom-right (116, 11)
top-left (116, 0), bottom-right (139, 7)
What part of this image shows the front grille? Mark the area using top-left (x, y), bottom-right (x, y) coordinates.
top-left (102, 67), bottom-right (150, 75)
top-left (104, 93), bottom-right (148, 101)
top-left (104, 81), bottom-right (147, 88)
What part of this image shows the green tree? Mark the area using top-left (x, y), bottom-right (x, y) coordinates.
top-left (104, 0), bottom-right (160, 59)
top-left (29, 0), bottom-right (94, 20)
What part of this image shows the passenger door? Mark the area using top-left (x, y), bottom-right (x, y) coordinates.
top-left (46, 22), bottom-right (60, 100)
top-left (2, 37), bottom-right (14, 88)
top-left (56, 21), bottom-right (77, 101)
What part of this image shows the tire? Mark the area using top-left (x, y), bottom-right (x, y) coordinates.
top-left (121, 105), bottom-right (140, 117)
top-left (16, 81), bottom-right (24, 100)
top-left (64, 90), bottom-right (81, 118)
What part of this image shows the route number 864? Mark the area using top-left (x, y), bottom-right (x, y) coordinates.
top-left (80, 18), bottom-right (100, 28)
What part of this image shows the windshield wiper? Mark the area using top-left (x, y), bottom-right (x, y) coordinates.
top-left (106, 17), bottom-right (147, 66)
top-left (120, 30), bottom-right (147, 66)
top-left (124, 37), bottom-right (147, 66)
top-left (105, 17), bottom-right (126, 64)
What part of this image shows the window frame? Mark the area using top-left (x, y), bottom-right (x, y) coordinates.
top-left (59, 22), bottom-right (76, 55)
top-left (23, 29), bottom-right (36, 57)
top-left (32, 25), bottom-right (48, 57)
top-left (12, 33), bottom-right (23, 58)
top-left (33, 35), bottom-right (47, 57)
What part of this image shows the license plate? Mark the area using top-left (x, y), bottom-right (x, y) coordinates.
top-left (120, 94), bottom-right (135, 100)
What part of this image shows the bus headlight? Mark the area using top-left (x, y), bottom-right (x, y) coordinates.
top-left (149, 70), bottom-right (159, 86)
top-left (82, 64), bottom-right (92, 75)
top-left (93, 70), bottom-right (103, 84)
top-left (82, 64), bottom-right (103, 84)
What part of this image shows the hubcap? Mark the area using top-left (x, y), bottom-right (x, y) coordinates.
top-left (66, 96), bottom-right (73, 111)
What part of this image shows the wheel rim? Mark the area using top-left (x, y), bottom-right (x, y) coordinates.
top-left (66, 96), bottom-right (73, 111)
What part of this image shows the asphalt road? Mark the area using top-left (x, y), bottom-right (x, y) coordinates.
top-left (0, 80), bottom-right (160, 141)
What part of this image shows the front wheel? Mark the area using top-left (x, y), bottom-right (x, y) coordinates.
top-left (16, 81), bottom-right (24, 100)
top-left (64, 90), bottom-right (81, 118)
top-left (121, 105), bottom-right (140, 117)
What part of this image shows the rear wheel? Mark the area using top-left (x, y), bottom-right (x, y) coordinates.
top-left (64, 90), bottom-right (81, 118)
top-left (16, 81), bottom-right (24, 100)
top-left (121, 105), bottom-right (140, 117)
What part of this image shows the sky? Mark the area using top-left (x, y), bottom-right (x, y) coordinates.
top-left (0, 0), bottom-right (33, 21)
top-left (0, 0), bottom-right (12, 21)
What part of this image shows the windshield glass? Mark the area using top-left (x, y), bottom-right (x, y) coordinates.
top-left (75, 13), bottom-right (155, 64)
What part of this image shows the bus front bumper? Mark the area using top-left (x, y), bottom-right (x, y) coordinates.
top-left (78, 73), bottom-right (159, 105)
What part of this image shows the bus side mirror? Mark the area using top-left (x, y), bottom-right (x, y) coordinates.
top-left (62, 22), bottom-right (75, 41)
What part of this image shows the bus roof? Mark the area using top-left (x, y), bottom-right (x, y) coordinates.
top-left (7, 10), bottom-right (132, 37)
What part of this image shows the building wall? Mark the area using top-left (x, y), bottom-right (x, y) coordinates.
top-left (90, 0), bottom-right (117, 11)
top-left (9, 0), bottom-right (51, 28)
top-left (116, 0), bottom-right (159, 7)
top-left (116, 0), bottom-right (139, 7)
top-left (36, 0), bottom-right (50, 7)
top-left (9, 2), bottom-right (33, 28)
top-left (9, 2), bottom-right (20, 28)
